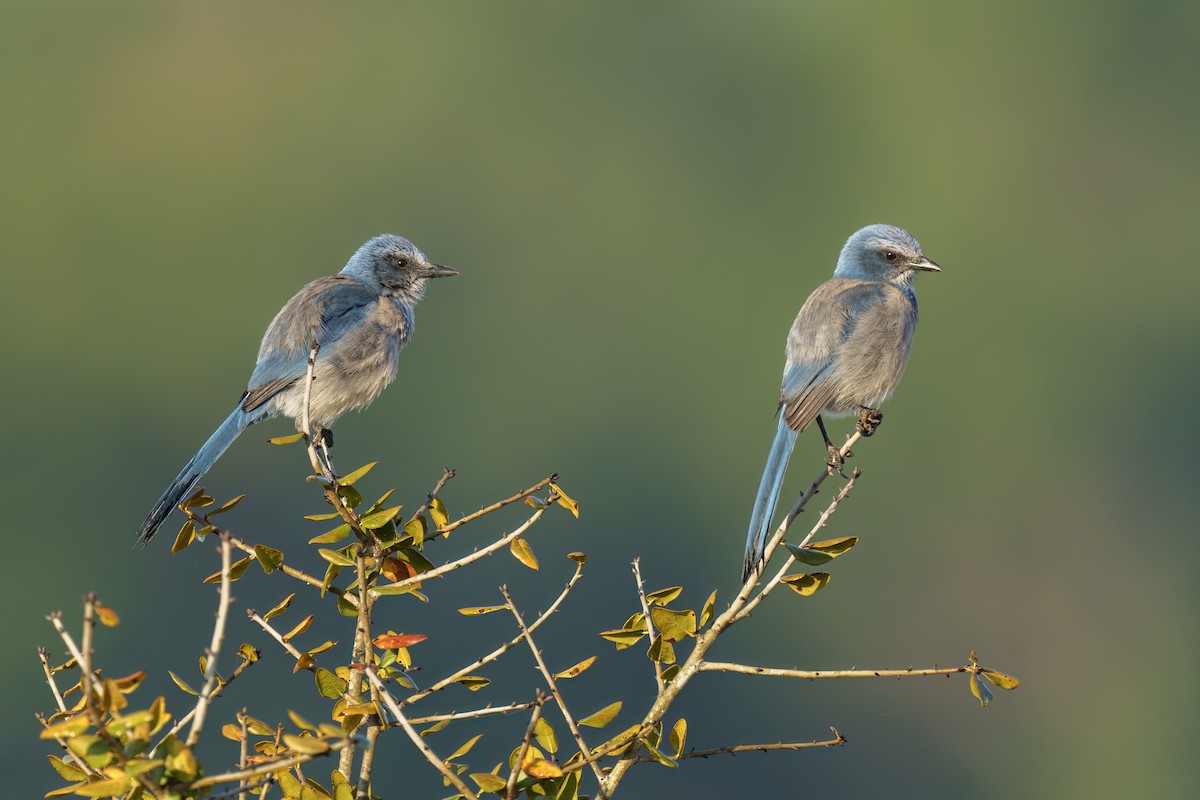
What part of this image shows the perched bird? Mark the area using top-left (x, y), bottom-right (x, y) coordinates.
top-left (137, 234), bottom-right (457, 546)
top-left (742, 224), bottom-right (940, 581)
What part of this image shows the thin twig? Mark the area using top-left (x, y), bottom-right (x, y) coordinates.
top-left (424, 475), bottom-right (555, 541)
top-left (341, 547), bottom-right (375, 776)
top-left (597, 433), bottom-right (864, 799)
top-left (228, 535), bottom-right (355, 605)
top-left (734, 468), bottom-right (860, 623)
top-left (237, 710), bottom-right (249, 800)
top-left (151, 654), bottom-right (257, 757)
top-left (698, 662), bottom-right (970, 680)
top-left (502, 585), bottom-right (606, 785)
top-left (38, 647), bottom-right (69, 714)
top-left (247, 611), bottom-right (310, 666)
top-left (189, 737), bottom-right (354, 789)
top-left (402, 561), bottom-right (583, 706)
top-left (506, 692), bottom-right (546, 799)
top-left (646, 730), bottom-right (846, 761)
top-left (409, 702), bottom-right (536, 725)
top-left (409, 468), bottom-right (456, 525)
top-left (365, 669), bottom-right (479, 800)
top-left (379, 505), bottom-right (547, 596)
top-left (188, 534), bottom-right (234, 746)
top-left (631, 559), bottom-right (664, 693)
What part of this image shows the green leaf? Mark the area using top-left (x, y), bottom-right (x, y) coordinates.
top-left (372, 582), bottom-right (421, 597)
top-left (322, 562), bottom-right (342, 597)
top-left (331, 769), bottom-right (354, 800)
top-left (47, 755), bottom-right (87, 782)
top-left (785, 536), bottom-right (859, 565)
top-left (337, 462), bottom-right (377, 486)
top-left (533, 717), bottom-right (559, 753)
top-left (981, 669), bottom-right (1021, 690)
top-left (393, 547), bottom-right (434, 574)
top-left (74, 775), bottom-right (132, 797)
top-left (646, 586), bottom-right (683, 606)
top-left (510, 537), bottom-right (539, 570)
top-left (309, 524), bottom-right (352, 545)
top-left (318, 548), bottom-right (356, 567)
top-left (171, 520), bottom-right (196, 554)
top-left (304, 511), bottom-right (341, 521)
top-left (579, 701), bottom-right (622, 728)
top-left (662, 664), bottom-right (681, 684)
top-left (315, 668), bottom-right (348, 700)
top-left (254, 544), bottom-right (284, 574)
top-left (554, 656), bottom-right (597, 679)
top-left (781, 572), bottom-right (832, 596)
top-left (650, 607), bottom-right (696, 642)
top-left (360, 505), bottom-right (403, 530)
top-left (283, 733), bottom-right (329, 755)
top-left (639, 738), bottom-right (677, 768)
top-left (267, 432), bottom-right (305, 445)
top-left (337, 484), bottom-right (364, 509)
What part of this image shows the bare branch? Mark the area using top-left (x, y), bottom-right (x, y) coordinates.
top-left (188, 534), bottom-right (234, 746)
top-left (365, 669), bottom-right (479, 800)
top-left (646, 729), bottom-right (846, 761)
top-left (247, 611), bottom-right (310, 668)
top-left (188, 737), bottom-right (354, 789)
top-left (404, 561), bottom-right (583, 706)
top-left (699, 662), bottom-right (971, 680)
top-left (409, 702), bottom-right (536, 725)
top-left (424, 475), bottom-right (555, 542)
top-left (152, 652), bottom-right (257, 757)
top-left (631, 559), bottom-right (664, 693)
top-left (502, 585), bottom-right (606, 785)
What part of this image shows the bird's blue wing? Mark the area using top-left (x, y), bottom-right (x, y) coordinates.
top-left (242, 277), bottom-right (378, 413)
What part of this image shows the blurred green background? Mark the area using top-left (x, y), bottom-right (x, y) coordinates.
top-left (4, 1), bottom-right (1197, 797)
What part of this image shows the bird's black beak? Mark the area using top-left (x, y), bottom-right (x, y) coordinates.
top-left (421, 263), bottom-right (459, 278)
top-left (908, 256), bottom-right (941, 272)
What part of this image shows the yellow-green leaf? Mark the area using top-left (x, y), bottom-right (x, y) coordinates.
top-left (598, 628), bottom-right (646, 650)
top-left (168, 671), bottom-right (199, 697)
top-left (171, 520), bottom-right (196, 554)
top-left (981, 669), bottom-right (1021, 690)
top-left (568, 552), bottom-right (588, 564)
top-left (470, 773), bottom-right (507, 792)
top-left (310, 524), bottom-right (352, 545)
top-left (337, 462), bottom-right (377, 486)
top-left (315, 668), bottom-right (348, 699)
top-left (969, 672), bottom-right (993, 707)
top-left (669, 718), bottom-right (687, 758)
top-left (331, 769), bottom-right (353, 800)
top-left (254, 544), bottom-right (284, 574)
top-left (210, 494), bottom-right (246, 516)
top-left (283, 733), bottom-right (330, 754)
top-left (74, 774), bottom-right (132, 797)
top-left (650, 607), bottom-right (696, 642)
top-left (458, 605), bottom-right (507, 616)
top-left (699, 590), bottom-right (717, 629)
top-left (360, 506), bottom-right (403, 530)
top-left (510, 537), bottom-right (539, 570)
top-left (579, 701), bottom-right (621, 729)
top-left (453, 676), bottom-right (491, 692)
top-left (264, 593), bottom-right (296, 621)
top-left (283, 614), bottom-right (314, 642)
top-left (785, 535), bottom-right (859, 565)
top-left (40, 716), bottom-right (90, 740)
top-left (549, 482), bottom-right (580, 518)
top-left (447, 734), bottom-right (484, 762)
top-left (47, 755), bottom-right (87, 782)
top-left (430, 497), bottom-right (449, 529)
top-left (267, 432), bottom-right (305, 445)
top-left (203, 556), bottom-right (251, 584)
top-left (781, 572), bottom-right (831, 596)
top-left (402, 515), bottom-right (427, 546)
top-left (646, 586), bottom-right (683, 606)
top-left (554, 656), bottom-right (597, 679)
top-left (318, 548), bottom-right (356, 567)
top-left (533, 717), bottom-right (558, 753)
top-left (647, 635), bottom-right (676, 664)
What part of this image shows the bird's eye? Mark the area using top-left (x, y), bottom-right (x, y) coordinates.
top-left (883, 251), bottom-right (898, 262)
top-left (394, 256), bottom-right (409, 268)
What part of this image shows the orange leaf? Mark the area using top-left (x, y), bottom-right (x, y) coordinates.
top-left (373, 633), bottom-right (427, 649)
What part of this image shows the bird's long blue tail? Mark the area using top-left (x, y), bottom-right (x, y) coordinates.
top-left (743, 414), bottom-right (799, 581)
top-left (136, 404), bottom-right (257, 546)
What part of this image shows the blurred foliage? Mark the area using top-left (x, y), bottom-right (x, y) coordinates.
top-left (5, 1), bottom-right (1200, 797)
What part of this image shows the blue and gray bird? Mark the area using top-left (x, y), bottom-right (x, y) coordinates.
top-left (136, 234), bottom-right (457, 546)
top-left (742, 224), bottom-right (940, 581)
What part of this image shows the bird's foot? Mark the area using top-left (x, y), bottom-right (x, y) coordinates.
top-left (856, 407), bottom-right (883, 437)
top-left (826, 444), bottom-right (849, 478)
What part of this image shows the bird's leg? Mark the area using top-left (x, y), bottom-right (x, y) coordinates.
top-left (856, 406), bottom-right (883, 437)
top-left (817, 415), bottom-right (848, 477)
top-left (314, 427), bottom-right (337, 480)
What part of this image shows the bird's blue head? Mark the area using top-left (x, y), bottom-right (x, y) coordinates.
top-left (833, 224), bottom-right (940, 286)
top-left (341, 234), bottom-right (458, 301)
